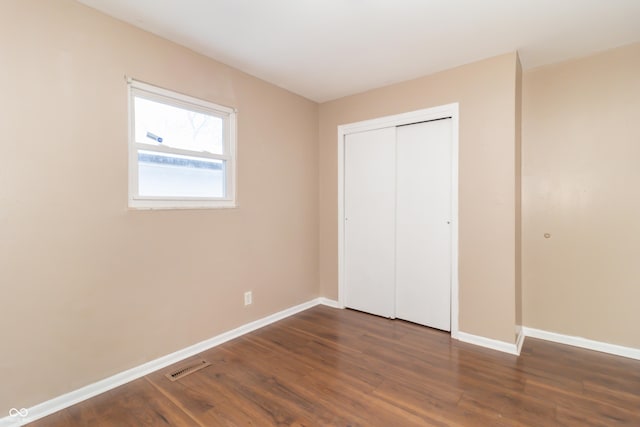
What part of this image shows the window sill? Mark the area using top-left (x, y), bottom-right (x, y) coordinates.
top-left (128, 199), bottom-right (237, 210)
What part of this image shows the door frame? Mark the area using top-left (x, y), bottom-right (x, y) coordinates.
top-left (337, 103), bottom-right (460, 338)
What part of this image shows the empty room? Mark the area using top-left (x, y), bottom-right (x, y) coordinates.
top-left (2, 0), bottom-right (640, 426)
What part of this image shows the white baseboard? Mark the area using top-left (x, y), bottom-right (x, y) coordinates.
top-left (1, 297), bottom-right (340, 427)
top-left (515, 327), bottom-right (525, 354)
top-left (457, 331), bottom-right (520, 356)
top-left (522, 327), bottom-right (640, 361)
top-left (317, 297), bottom-right (342, 308)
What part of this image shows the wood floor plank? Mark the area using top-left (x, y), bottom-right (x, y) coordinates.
top-left (31, 378), bottom-right (198, 427)
top-left (28, 306), bottom-right (640, 426)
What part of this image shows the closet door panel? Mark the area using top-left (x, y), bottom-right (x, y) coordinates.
top-left (344, 127), bottom-right (396, 318)
top-left (395, 119), bottom-right (452, 330)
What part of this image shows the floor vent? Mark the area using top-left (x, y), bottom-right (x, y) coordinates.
top-left (165, 359), bottom-right (211, 381)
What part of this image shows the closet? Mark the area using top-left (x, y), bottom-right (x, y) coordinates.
top-left (343, 118), bottom-right (452, 331)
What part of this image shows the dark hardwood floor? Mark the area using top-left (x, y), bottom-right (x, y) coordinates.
top-left (29, 306), bottom-right (640, 426)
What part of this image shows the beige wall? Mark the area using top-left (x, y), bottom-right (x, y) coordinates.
top-left (0, 0), bottom-right (318, 413)
top-left (318, 53), bottom-right (521, 344)
top-left (515, 56), bottom-right (523, 329)
top-left (522, 43), bottom-right (640, 348)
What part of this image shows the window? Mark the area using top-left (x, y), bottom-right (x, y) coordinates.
top-left (128, 79), bottom-right (237, 209)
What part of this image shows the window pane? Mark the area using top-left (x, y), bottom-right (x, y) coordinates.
top-left (134, 96), bottom-right (224, 155)
top-left (137, 150), bottom-right (225, 198)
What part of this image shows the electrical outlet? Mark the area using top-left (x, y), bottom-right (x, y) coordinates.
top-left (244, 291), bottom-right (252, 306)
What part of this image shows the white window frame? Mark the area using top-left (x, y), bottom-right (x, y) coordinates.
top-left (127, 79), bottom-right (237, 209)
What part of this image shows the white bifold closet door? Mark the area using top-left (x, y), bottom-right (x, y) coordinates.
top-left (344, 119), bottom-right (452, 331)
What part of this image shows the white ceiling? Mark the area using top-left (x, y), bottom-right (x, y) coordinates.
top-left (77, 0), bottom-right (640, 102)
